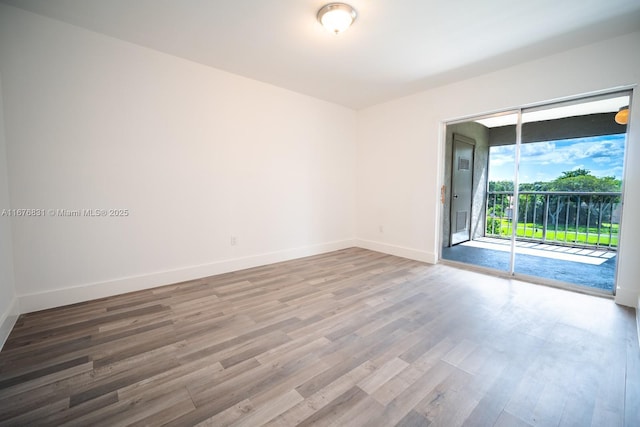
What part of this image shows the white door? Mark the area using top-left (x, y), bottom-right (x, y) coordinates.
top-left (451, 135), bottom-right (474, 245)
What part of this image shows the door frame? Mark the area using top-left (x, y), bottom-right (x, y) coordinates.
top-left (438, 88), bottom-right (634, 298)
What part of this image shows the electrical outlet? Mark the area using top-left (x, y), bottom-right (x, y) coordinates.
top-left (379, 225), bottom-right (384, 233)
top-left (230, 236), bottom-right (237, 246)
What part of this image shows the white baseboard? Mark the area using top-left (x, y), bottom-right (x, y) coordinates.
top-left (18, 239), bottom-right (356, 314)
top-left (0, 297), bottom-right (19, 351)
top-left (355, 239), bottom-right (437, 264)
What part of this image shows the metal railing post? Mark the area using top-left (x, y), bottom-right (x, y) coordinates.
top-left (564, 195), bottom-right (570, 244)
top-left (597, 200), bottom-right (603, 248)
top-left (608, 200), bottom-right (614, 249)
top-left (585, 196), bottom-right (592, 247)
top-left (574, 196), bottom-right (581, 245)
top-left (542, 194), bottom-right (549, 242)
top-left (484, 190), bottom-right (620, 251)
top-left (554, 195), bottom-right (560, 244)
top-left (532, 195), bottom-right (538, 239)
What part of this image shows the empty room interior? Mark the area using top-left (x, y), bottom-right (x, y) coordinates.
top-left (1, 1), bottom-right (640, 426)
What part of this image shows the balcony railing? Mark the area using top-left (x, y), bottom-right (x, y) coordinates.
top-left (486, 191), bottom-right (621, 250)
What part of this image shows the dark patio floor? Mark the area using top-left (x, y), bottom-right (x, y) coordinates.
top-left (441, 238), bottom-right (616, 292)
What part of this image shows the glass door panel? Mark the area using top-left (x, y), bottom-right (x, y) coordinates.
top-left (514, 93), bottom-right (630, 292)
top-left (441, 113), bottom-right (517, 274)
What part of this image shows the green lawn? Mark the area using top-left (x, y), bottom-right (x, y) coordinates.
top-left (486, 219), bottom-right (619, 247)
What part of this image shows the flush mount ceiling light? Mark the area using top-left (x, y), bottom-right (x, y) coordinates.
top-left (317, 3), bottom-right (357, 35)
top-left (615, 106), bottom-right (629, 125)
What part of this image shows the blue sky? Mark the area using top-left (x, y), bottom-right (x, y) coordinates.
top-left (488, 134), bottom-right (626, 183)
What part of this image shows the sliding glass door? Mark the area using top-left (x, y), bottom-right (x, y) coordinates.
top-left (441, 91), bottom-right (631, 294)
top-left (441, 112), bottom-right (517, 275)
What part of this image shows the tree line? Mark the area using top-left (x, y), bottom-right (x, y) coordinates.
top-left (488, 168), bottom-right (621, 193)
top-left (487, 169), bottom-right (621, 232)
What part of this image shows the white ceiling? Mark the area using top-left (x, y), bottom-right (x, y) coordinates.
top-left (2, 0), bottom-right (640, 109)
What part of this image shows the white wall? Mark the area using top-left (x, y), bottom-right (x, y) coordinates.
top-left (0, 73), bottom-right (18, 348)
top-left (0, 5), bottom-right (356, 312)
top-left (356, 31), bottom-right (640, 307)
top-left (1, 4), bottom-right (638, 318)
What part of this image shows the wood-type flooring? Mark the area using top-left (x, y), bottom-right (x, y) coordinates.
top-left (0, 248), bottom-right (638, 426)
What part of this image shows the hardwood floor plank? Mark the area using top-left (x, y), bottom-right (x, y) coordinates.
top-left (295, 327), bottom-right (408, 398)
top-left (264, 360), bottom-right (377, 427)
top-left (378, 360), bottom-right (457, 425)
top-left (460, 358), bottom-right (530, 427)
top-left (187, 360), bottom-right (283, 410)
top-left (415, 366), bottom-right (479, 426)
top-left (182, 357), bottom-right (261, 401)
top-left (102, 390), bottom-right (193, 427)
top-left (494, 410), bottom-right (534, 427)
top-left (68, 356), bottom-right (180, 407)
top-left (116, 359), bottom-right (224, 401)
top-left (0, 397), bottom-right (69, 426)
top-left (249, 356), bottom-right (331, 410)
top-left (357, 357), bottom-right (409, 395)
top-left (0, 248), bottom-right (636, 425)
top-left (558, 392), bottom-right (595, 427)
top-left (234, 389), bottom-right (304, 427)
top-left (295, 385), bottom-right (369, 427)
top-left (33, 391), bottom-right (119, 426)
top-left (192, 398), bottom-right (254, 427)
top-left (0, 356), bottom-right (89, 389)
top-left (5, 304), bottom-right (169, 349)
top-left (395, 409), bottom-right (430, 427)
top-left (529, 382), bottom-right (568, 426)
top-left (255, 336), bottom-right (331, 366)
top-left (441, 339), bottom-right (479, 368)
top-left (64, 387), bottom-right (192, 427)
top-left (91, 326), bottom-right (179, 368)
top-left (624, 323), bottom-right (640, 427)
top-left (371, 337), bottom-right (456, 407)
top-left (177, 318), bottom-right (298, 364)
top-left (0, 359), bottom-right (93, 400)
top-left (127, 397), bottom-right (196, 427)
top-left (328, 394), bottom-right (385, 427)
top-left (218, 331), bottom-right (292, 369)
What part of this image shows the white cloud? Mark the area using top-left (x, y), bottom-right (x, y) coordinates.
top-left (591, 156), bottom-right (611, 164)
top-left (591, 165), bottom-right (624, 179)
top-left (514, 135), bottom-right (624, 167)
top-left (489, 134), bottom-right (626, 182)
